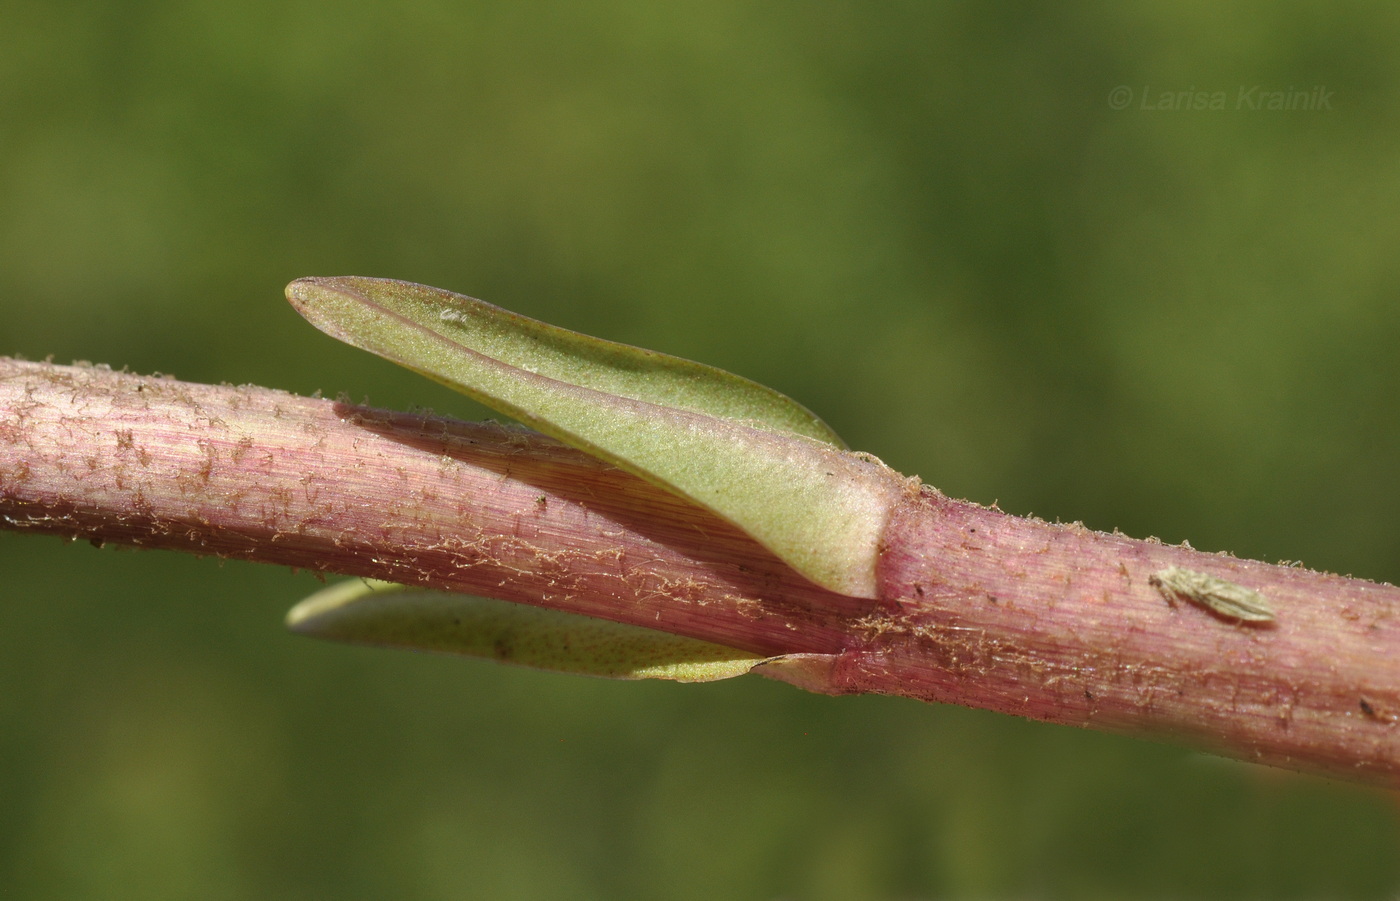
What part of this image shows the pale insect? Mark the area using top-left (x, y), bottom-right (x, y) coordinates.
top-left (1148, 565), bottom-right (1276, 623)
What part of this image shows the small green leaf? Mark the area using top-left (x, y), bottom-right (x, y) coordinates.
top-left (289, 276), bottom-right (842, 444)
top-left (287, 579), bottom-right (769, 682)
top-left (287, 277), bottom-right (904, 597)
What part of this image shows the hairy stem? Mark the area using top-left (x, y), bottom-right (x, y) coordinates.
top-left (2, 357), bottom-right (1397, 785)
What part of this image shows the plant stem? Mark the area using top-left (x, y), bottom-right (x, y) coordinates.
top-left (3, 357), bottom-right (1397, 785)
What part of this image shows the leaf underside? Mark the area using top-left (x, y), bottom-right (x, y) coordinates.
top-left (287, 580), bottom-right (769, 682)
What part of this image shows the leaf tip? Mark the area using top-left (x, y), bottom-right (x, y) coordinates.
top-left (284, 577), bottom-right (402, 635)
top-left (284, 275), bottom-right (362, 316)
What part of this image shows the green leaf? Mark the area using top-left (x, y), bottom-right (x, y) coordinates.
top-left (287, 277), bottom-right (904, 597)
top-left (290, 277), bottom-right (843, 444)
top-left (287, 579), bottom-right (770, 682)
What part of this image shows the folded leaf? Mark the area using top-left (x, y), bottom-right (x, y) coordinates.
top-left (287, 277), bottom-right (904, 598)
top-left (290, 276), bottom-right (843, 444)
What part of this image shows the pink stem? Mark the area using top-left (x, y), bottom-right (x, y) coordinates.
top-left (3, 357), bottom-right (1397, 785)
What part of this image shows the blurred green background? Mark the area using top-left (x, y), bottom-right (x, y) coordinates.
top-left (3, 2), bottom-right (1400, 898)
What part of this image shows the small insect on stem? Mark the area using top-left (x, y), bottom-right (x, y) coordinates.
top-left (1148, 565), bottom-right (1276, 623)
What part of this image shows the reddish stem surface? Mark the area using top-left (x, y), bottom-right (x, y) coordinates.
top-left (3, 358), bottom-right (1398, 785)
